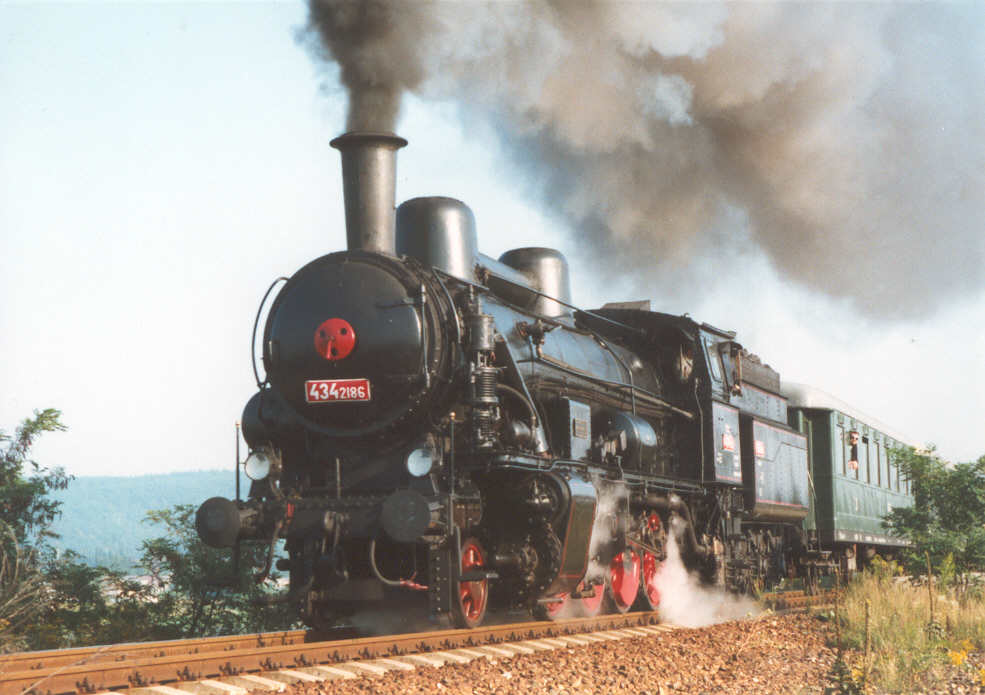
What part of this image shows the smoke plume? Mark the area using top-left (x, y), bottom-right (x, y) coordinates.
top-left (303, 1), bottom-right (984, 319)
top-left (304, 1), bottom-right (431, 131)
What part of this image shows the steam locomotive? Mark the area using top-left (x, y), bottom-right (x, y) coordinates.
top-left (195, 132), bottom-right (911, 629)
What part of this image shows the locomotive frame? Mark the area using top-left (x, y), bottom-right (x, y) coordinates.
top-left (195, 132), bottom-right (912, 629)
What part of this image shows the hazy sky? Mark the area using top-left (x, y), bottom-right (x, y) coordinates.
top-left (2, 1), bottom-right (982, 479)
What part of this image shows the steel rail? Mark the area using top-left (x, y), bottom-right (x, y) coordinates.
top-left (2, 592), bottom-right (832, 695)
top-left (0, 630), bottom-right (312, 674)
top-left (2, 612), bottom-right (659, 695)
top-left (762, 589), bottom-right (837, 611)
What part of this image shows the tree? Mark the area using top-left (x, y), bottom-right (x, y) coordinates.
top-left (0, 408), bottom-right (70, 546)
top-left (2, 411), bottom-right (296, 651)
top-left (26, 555), bottom-right (159, 650)
top-left (137, 505), bottom-right (295, 639)
top-left (0, 408), bottom-right (69, 652)
top-left (0, 522), bottom-right (46, 653)
top-left (882, 447), bottom-right (985, 582)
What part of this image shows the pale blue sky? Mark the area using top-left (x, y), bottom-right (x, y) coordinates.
top-left (2, 1), bottom-right (982, 477)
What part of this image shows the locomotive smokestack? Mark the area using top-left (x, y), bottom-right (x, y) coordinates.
top-left (330, 132), bottom-right (408, 254)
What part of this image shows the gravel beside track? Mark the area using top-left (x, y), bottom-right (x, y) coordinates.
top-left (279, 613), bottom-right (835, 695)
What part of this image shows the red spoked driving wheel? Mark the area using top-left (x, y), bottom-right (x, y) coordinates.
top-left (452, 537), bottom-right (488, 629)
top-left (637, 551), bottom-right (662, 611)
top-left (534, 591), bottom-right (569, 621)
top-left (576, 579), bottom-right (605, 617)
top-left (608, 549), bottom-right (641, 614)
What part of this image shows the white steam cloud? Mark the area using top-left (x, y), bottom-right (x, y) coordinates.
top-left (303, 1), bottom-right (984, 320)
top-left (656, 518), bottom-right (758, 627)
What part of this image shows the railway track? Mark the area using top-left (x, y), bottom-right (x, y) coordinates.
top-left (1, 590), bottom-right (834, 695)
top-left (762, 588), bottom-right (836, 611)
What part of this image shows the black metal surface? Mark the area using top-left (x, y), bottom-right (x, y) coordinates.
top-left (194, 131), bottom-right (914, 627)
top-left (260, 251), bottom-right (454, 445)
top-left (551, 473), bottom-right (599, 595)
top-left (740, 416), bottom-right (810, 522)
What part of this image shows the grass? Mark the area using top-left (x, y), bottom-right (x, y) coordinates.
top-left (824, 557), bottom-right (985, 693)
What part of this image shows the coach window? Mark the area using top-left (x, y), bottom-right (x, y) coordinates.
top-left (836, 424), bottom-right (846, 475)
top-left (886, 442), bottom-right (892, 490)
top-left (862, 435), bottom-right (870, 483)
top-left (891, 445), bottom-right (899, 491)
top-left (861, 437), bottom-right (872, 483)
top-left (895, 442), bottom-right (904, 492)
top-left (875, 437), bottom-right (882, 487)
top-left (848, 429), bottom-right (860, 479)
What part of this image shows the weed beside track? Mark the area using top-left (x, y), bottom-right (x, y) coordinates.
top-left (824, 562), bottom-right (985, 693)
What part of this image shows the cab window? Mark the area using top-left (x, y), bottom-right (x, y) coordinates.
top-left (704, 339), bottom-right (723, 383)
top-left (717, 342), bottom-right (742, 396)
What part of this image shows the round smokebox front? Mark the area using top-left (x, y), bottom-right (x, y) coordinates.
top-left (263, 252), bottom-right (426, 438)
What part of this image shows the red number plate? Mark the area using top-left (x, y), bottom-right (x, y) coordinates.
top-left (305, 379), bottom-right (371, 403)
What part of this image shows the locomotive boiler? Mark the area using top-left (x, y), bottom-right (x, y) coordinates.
top-left (195, 132), bottom-right (829, 629)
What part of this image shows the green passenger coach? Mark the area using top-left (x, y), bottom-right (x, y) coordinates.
top-left (782, 383), bottom-right (914, 571)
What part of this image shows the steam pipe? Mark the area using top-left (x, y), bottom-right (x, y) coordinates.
top-left (330, 132), bottom-right (407, 254)
top-left (631, 492), bottom-right (710, 558)
top-left (253, 520), bottom-right (283, 584)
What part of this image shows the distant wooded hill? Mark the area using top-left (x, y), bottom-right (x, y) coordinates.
top-left (49, 470), bottom-right (240, 568)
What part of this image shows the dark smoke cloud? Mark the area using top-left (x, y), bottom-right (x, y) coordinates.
top-left (304, 1), bottom-right (984, 320)
top-left (303, 1), bottom-right (431, 131)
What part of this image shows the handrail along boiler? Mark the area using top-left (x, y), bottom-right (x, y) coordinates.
top-left (195, 132), bottom-right (898, 628)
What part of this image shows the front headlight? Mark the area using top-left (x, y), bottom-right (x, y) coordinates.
top-left (244, 448), bottom-right (279, 481)
top-left (406, 448), bottom-right (434, 477)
